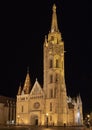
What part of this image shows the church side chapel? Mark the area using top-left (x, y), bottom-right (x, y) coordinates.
top-left (16, 4), bottom-right (83, 126)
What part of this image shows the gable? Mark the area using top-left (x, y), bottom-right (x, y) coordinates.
top-left (30, 79), bottom-right (44, 98)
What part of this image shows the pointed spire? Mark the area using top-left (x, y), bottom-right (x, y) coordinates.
top-left (23, 68), bottom-right (31, 94)
top-left (44, 35), bottom-right (48, 47)
top-left (76, 94), bottom-right (82, 104)
top-left (78, 93), bottom-right (82, 103)
top-left (17, 83), bottom-right (22, 95)
top-left (51, 4), bottom-right (59, 32)
top-left (45, 35), bottom-right (47, 42)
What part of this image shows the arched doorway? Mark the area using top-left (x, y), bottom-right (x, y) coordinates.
top-left (31, 115), bottom-right (38, 125)
top-left (35, 118), bottom-right (38, 125)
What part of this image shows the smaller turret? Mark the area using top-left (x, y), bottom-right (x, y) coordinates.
top-left (44, 35), bottom-right (48, 47)
top-left (17, 83), bottom-right (22, 95)
top-left (77, 94), bottom-right (82, 105)
top-left (23, 67), bottom-right (31, 94)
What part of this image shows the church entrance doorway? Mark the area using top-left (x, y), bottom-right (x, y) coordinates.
top-left (31, 115), bottom-right (38, 126)
top-left (35, 118), bottom-right (38, 125)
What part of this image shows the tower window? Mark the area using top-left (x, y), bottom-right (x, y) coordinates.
top-left (54, 88), bottom-right (56, 98)
top-left (49, 59), bottom-right (53, 68)
top-left (51, 36), bottom-right (54, 40)
top-left (50, 115), bottom-right (52, 121)
top-left (50, 75), bottom-right (53, 83)
top-left (50, 102), bottom-right (52, 111)
top-left (56, 59), bottom-right (59, 68)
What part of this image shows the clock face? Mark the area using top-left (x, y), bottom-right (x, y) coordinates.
top-left (34, 102), bottom-right (40, 109)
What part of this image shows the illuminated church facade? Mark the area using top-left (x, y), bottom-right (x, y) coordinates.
top-left (16, 4), bottom-right (83, 126)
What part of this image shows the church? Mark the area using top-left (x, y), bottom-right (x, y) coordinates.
top-left (16, 4), bottom-right (83, 126)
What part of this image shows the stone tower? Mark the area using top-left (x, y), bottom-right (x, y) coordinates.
top-left (43, 4), bottom-right (68, 125)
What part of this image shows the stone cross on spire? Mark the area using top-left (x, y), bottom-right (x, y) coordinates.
top-left (51, 4), bottom-right (59, 32)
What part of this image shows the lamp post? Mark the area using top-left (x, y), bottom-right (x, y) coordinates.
top-left (87, 114), bottom-right (90, 128)
top-left (46, 113), bottom-right (48, 127)
top-left (17, 115), bottom-right (20, 125)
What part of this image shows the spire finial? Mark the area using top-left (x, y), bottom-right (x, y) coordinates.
top-left (51, 4), bottom-right (59, 32)
top-left (53, 4), bottom-right (56, 12)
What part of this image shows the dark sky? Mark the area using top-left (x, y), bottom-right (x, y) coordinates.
top-left (1, 0), bottom-right (92, 114)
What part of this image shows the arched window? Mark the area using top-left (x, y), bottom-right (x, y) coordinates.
top-left (54, 88), bottom-right (56, 98)
top-left (50, 115), bottom-right (52, 121)
top-left (50, 102), bottom-right (52, 111)
top-left (56, 59), bottom-right (59, 68)
top-left (50, 75), bottom-right (53, 83)
top-left (49, 59), bottom-right (53, 68)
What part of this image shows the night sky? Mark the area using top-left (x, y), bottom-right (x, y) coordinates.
top-left (1, 0), bottom-right (92, 115)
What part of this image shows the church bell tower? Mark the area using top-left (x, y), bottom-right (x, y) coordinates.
top-left (43, 4), bottom-right (68, 125)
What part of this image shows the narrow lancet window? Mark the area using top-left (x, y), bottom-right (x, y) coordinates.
top-left (56, 59), bottom-right (59, 68)
top-left (49, 59), bottom-right (53, 68)
top-left (50, 102), bottom-right (52, 111)
top-left (54, 88), bottom-right (56, 98)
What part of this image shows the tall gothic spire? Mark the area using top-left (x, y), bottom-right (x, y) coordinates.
top-left (51, 4), bottom-right (59, 32)
top-left (23, 68), bottom-right (31, 94)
